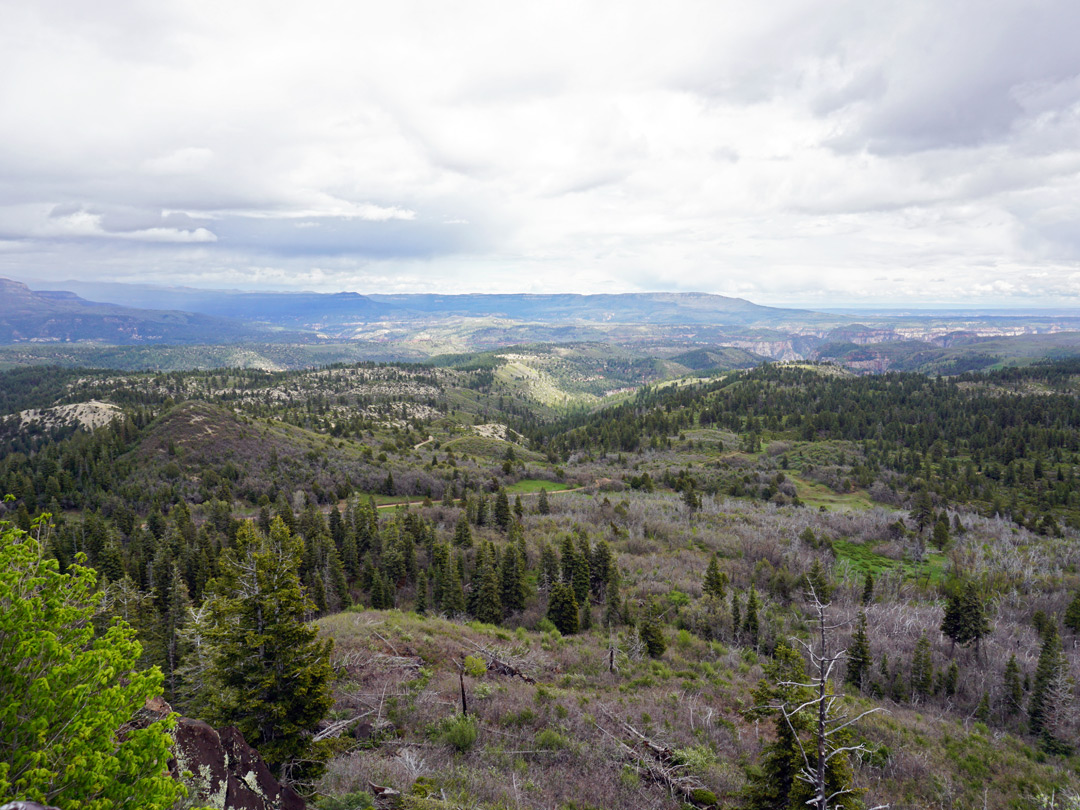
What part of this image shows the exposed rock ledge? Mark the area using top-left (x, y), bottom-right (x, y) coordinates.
top-left (145, 697), bottom-right (306, 810)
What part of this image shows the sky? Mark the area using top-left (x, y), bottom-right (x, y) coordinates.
top-left (2, 1), bottom-right (1080, 307)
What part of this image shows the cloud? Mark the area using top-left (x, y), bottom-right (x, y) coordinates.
top-left (1, 1), bottom-right (1080, 305)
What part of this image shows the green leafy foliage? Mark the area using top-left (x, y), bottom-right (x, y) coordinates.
top-left (0, 518), bottom-right (182, 810)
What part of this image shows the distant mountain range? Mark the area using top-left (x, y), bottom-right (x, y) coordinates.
top-left (0, 277), bottom-right (304, 345)
top-left (7, 276), bottom-right (1080, 375)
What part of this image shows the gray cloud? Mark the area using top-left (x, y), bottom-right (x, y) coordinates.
top-left (2, 1), bottom-right (1080, 305)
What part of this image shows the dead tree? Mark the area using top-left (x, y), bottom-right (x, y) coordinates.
top-left (771, 582), bottom-right (888, 810)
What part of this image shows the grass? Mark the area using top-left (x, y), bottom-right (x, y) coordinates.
top-left (792, 477), bottom-right (875, 511)
top-left (833, 539), bottom-right (950, 584)
top-left (504, 479), bottom-right (573, 494)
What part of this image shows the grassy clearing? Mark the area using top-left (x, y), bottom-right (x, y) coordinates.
top-left (504, 479), bottom-right (573, 494)
top-left (792, 477), bottom-right (875, 511)
top-left (833, 539), bottom-right (949, 584)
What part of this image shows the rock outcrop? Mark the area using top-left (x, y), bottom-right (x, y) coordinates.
top-left (141, 698), bottom-right (306, 810)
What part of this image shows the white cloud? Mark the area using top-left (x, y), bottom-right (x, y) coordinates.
top-left (1, 1), bottom-right (1080, 305)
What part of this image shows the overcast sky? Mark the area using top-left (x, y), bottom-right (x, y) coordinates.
top-left (2, 1), bottom-right (1079, 306)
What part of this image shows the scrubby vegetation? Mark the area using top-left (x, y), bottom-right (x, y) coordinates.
top-left (2, 356), bottom-right (1080, 808)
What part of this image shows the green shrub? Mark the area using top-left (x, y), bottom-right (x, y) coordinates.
top-left (433, 714), bottom-right (479, 752)
top-left (534, 728), bottom-right (570, 750)
top-left (463, 655), bottom-right (487, 678)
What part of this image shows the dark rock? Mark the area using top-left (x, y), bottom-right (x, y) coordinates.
top-left (137, 697), bottom-right (305, 809)
top-left (171, 718), bottom-right (306, 810)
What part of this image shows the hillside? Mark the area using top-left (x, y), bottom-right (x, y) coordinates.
top-left (2, 359), bottom-right (1080, 810)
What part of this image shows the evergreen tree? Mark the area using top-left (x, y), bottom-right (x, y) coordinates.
top-left (744, 584), bottom-right (761, 649)
top-left (206, 518), bottom-right (334, 775)
top-left (910, 633), bottom-right (934, 699)
top-left (1028, 626), bottom-right (1073, 751)
top-left (453, 515), bottom-right (474, 548)
top-left (416, 570), bottom-right (429, 615)
top-left (703, 554), bottom-right (728, 600)
top-left (805, 559), bottom-right (833, 602)
top-left (472, 544), bottom-right (503, 625)
top-left (1003, 654), bottom-right (1023, 718)
top-left (638, 602), bottom-right (666, 658)
top-left (940, 580), bottom-right (991, 658)
top-left (861, 572), bottom-right (874, 605)
top-left (547, 581), bottom-right (579, 635)
top-left (498, 543), bottom-right (527, 616)
top-left (845, 610), bottom-right (872, 691)
top-left (442, 556), bottom-right (467, 616)
top-left (493, 489), bottom-right (511, 531)
top-left (1064, 591), bottom-right (1080, 635)
top-left (537, 487), bottom-right (550, 515)
top-left (513, 495), bottom-right (524, 520)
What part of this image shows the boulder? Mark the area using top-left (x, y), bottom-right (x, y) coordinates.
top-left (141, 698), bottom-right (306, 810)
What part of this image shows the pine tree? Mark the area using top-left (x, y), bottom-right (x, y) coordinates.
top-left (845, 610), bottom-right (872, 691)
top-left (493, 489), bottom-right (511, 531)
top-left (638, 601), bottom-right (667, 658)
top-left (744, 584), bottom-right (761, 649)
top-left (206, 518), bottom-right (334, 775)
top-left (453, 515), bottom-right (474, 548)
top-left (1003, 654), bottom-right (1023, 718)
top-left (861, 572), bottom-right (874, 605)
top-left (941, 580), bottom-right (990, 658)
top-left (472, 544), bottom-right (503, 625)
top-left (1064, 591), bottom-right (1080, 635)
top-left (910, 633), bottom-right (934, 699)
top-left (547, 581), bottom-right (579, 635)
top-left (1028, 626), bottom-right (1073, 751)
top-left (416, 570), bottom-right (429, 615)
top-left (537, 487), bottom-right (550, 515)
top-left (703, 554), bottom-right (728, 600)
top-left (513, 495), bottom-right (524, 520)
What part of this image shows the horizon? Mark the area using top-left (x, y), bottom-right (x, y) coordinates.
top-left (3, 2), bottom-right (1080, 307)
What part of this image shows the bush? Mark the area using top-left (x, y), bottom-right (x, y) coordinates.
top-left (433, 714), bottom-right (479, 752)
top-left (463, 655), bottom-right (487, 678)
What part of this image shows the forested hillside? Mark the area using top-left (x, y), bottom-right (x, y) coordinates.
top-left (2, 358), bottom-right (1079, 810)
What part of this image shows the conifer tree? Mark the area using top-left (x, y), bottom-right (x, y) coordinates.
top-left (513, 495), bottom-right (524, 520)
top-left (1028, 626), bottom-right (1073, 751)
top-left (443, 555), bottom-right (467, 616)
top-left (860, 572), bottom-right (874, 606)
top-left (206, 518), bottom-right (334, 775)
top-left (416, 570), bottom-right (429, 615)
top-left (1064, 591), bottom-right (1080, 635)
top-left (453, 515), bottom-right (474, 548)
top-left (547, 581), bottom-right (579, 635)
top-left (941, 580), bottom-right (991, 658)
top-left (703, 554), bottom-right (728, 600)
top-left (0, 521), bottom-right (183, 810)
top-left (537, 487), bottom-right (550, 515)
top-left (845, 610), bottom-right (872, 691)
top-left (498, 543), bottom-right (527, 616)
top-left (493, 489), bottom-right (511, 531)
top-left (744, 584), bottom-right (761, 649)
top-left (910, 633), bottom-right (934, 699)
top-left (472, 543), bottom-right (503, 625)
top-left (1003, 654), bottom-right (1023, 718)
top-left (638, 601), bottom-right (666, 658)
